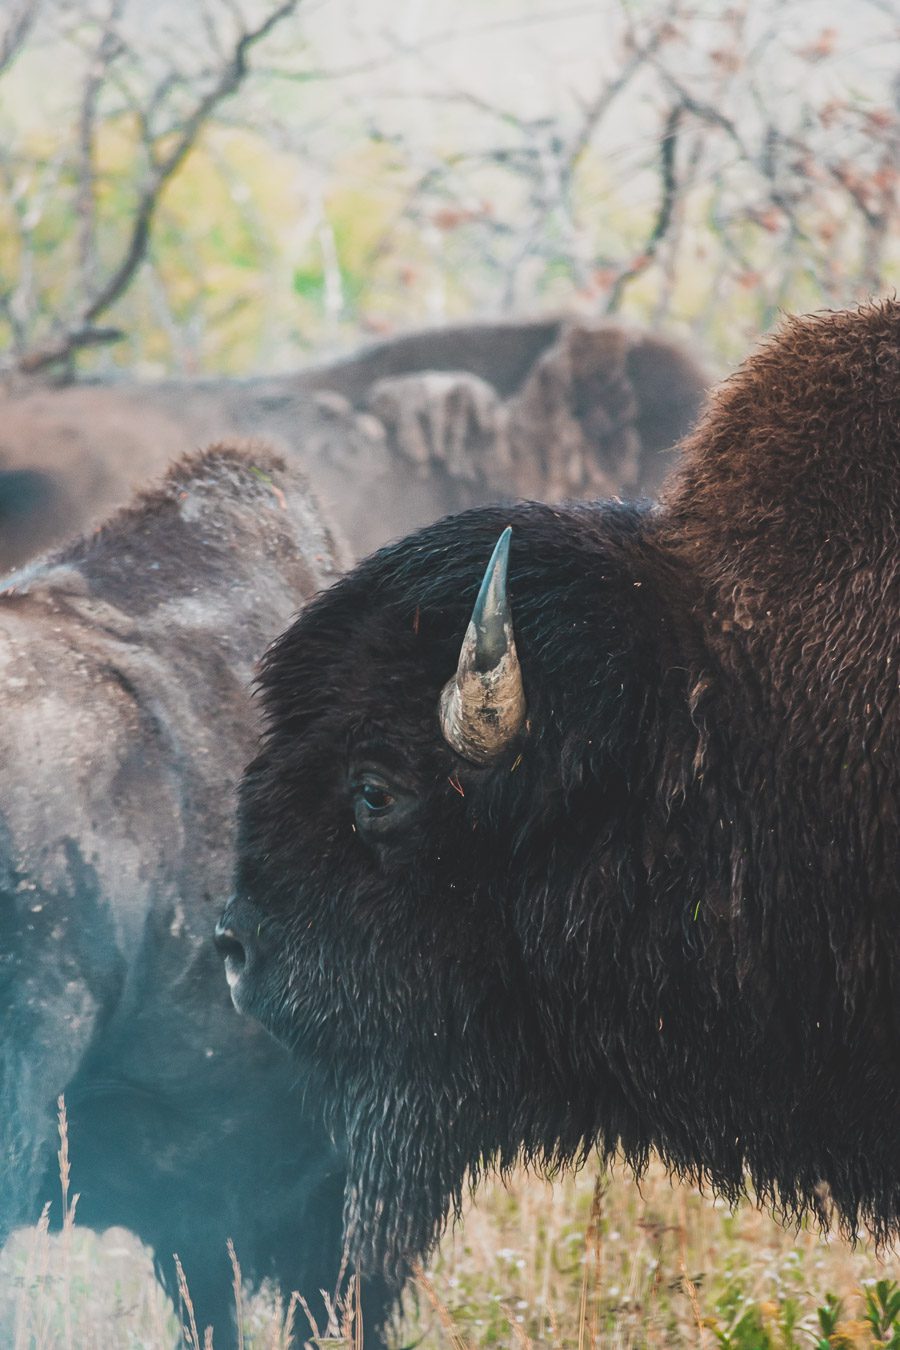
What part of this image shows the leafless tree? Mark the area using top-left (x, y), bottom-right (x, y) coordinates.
top-left (295, 0), bottom-right (900, 361)
top-left (0, 0), bottom-right (298, 376)
top-left (2, 0), bottom-right (898, 378)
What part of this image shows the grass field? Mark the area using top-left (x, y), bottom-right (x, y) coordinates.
top-left (6, 1131), bottom-right (900, 1350)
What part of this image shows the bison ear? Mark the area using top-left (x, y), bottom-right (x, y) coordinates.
top-left (439, 526), bottom-right (527, 764)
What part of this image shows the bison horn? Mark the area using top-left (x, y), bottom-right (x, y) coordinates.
top-left (439, 527), bottom-right (527, 764)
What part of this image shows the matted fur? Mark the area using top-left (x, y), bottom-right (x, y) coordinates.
top-left (0, 319), bottom-right (707, 569)
top-left (0, 444), bottom-right (391, 1341)
top-left (224, 300), bottom-right (900, 1280)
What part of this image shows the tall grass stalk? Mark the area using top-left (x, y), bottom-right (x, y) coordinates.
top-left (56, 1096), bottom-right (78, 1350)
top-left (414, 1261), bottom-right (471, 1350)
top-left (174, 1251), bottom-right (203, 1350)
top-left (228, 1237), bottom-right (245, 1350)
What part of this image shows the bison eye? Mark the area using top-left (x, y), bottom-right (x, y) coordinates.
top-left (360, 781), bottom-right (395, 814)
top-left (350, 764), bottom-right (417, 840)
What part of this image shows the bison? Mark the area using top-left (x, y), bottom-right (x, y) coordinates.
top-left (0, 318), bottom-right (707, 569)
top-left (0, 445), bottom-right (389, 1341)
top-left (219, 299), bottom-right (900, 1284)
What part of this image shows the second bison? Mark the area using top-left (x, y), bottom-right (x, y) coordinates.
top-left (1, 446), bottom-right (387, 1341)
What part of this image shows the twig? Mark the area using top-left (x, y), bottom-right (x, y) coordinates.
top-left (605, 103), bottom-right (683, 313)
top-left (17, 0), bottom-right (299, 374)
top-left (0, 0), bottom-right (41, 79)
top-left (566, 0), bottom-right (682, 171)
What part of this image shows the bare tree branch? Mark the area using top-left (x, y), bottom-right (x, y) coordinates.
top-left (76, 0), bottom-right (125, 304)
top-left (3, 0), bottom-right (899, 376)
top-left (86, 0), bottom-right (298, 323)
top-left (18, 0), bottom-right (299, 373)
top-left (18, 326), bottom-right (126, 375)
top-left (0, 0), bottom-right (42, 79)
top-left (605, 103), bottom-right (683, 313)
top-left (566, 0), bottom-right (682, 172)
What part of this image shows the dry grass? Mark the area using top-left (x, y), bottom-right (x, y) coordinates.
top-left (6, 1107), bottom-right (900, 1348)
top-left (395, 1163), bottom-right (900, 1349)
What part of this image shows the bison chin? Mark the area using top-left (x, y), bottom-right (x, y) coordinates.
top-left (228, 908), bottom-right (562, 1280)
top-left (269, 1009), bottom-right (535, 1279)
top-left (338, 1059), bottom-right (559, 1280)
top-left (340, 1083), bottom-right (471, 1280)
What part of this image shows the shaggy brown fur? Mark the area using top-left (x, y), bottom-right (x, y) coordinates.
top-left (222, 299), bottom-right (900, 1282)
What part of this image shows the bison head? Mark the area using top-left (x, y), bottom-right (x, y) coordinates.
top-left (217, 499), bottom-right (711, 1277)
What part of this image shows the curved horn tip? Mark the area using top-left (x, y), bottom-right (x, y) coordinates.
top-left (438, 525), bottom-right (527, 764)
top-left (471, 527), bottom-right (514, 672)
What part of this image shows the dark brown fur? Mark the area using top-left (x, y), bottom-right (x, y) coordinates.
top-left (222, 300), bottom-right (900, 1281)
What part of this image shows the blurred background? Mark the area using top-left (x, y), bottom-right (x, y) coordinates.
top-left (2, 0), bottom-right (899, 382)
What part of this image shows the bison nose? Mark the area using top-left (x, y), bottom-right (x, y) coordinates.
top-left (216, 899), bottom-right (269, 1011)
top-left (214, 921), bottom-right (246, 971)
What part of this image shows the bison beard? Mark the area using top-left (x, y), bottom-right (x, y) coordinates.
top-left (224, 300), bottom-right (900, 1280)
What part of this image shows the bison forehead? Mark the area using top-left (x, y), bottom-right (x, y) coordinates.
top-left (257, 499), bottom-right (653, 732)
top-left (236, 499), bottom-right (669, 1012)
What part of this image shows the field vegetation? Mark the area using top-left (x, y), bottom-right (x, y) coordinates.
top-left (6, 1103), bottom-right (900, 1349)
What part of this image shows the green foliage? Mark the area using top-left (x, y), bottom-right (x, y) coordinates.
top-left (710, 1276), bottom-right (775, 1348)
top-left (292, 264), bottom-right (324, 301)
top-left (816, 1292), bottom-right (852, 1348)
top-left (864, 1278), bottom-right (900, 1345)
